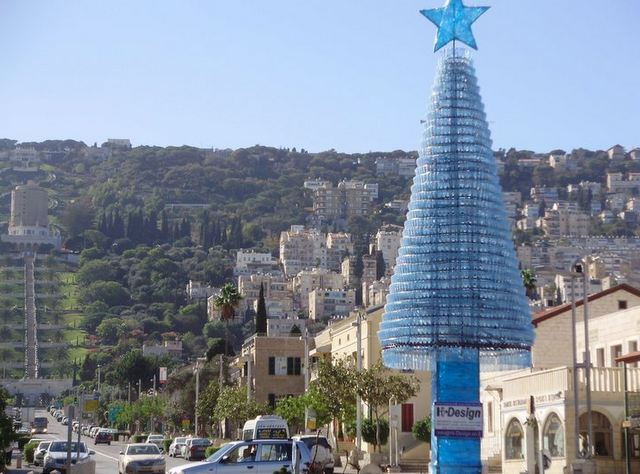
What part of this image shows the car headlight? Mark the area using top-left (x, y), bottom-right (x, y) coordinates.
top-left (154, 459), bottom-right (165, 466)
top-left (45, 456), bottom-right (54, 464)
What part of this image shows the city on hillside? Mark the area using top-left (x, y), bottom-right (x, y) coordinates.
top-left (1, 139), bottom-right (640, 473)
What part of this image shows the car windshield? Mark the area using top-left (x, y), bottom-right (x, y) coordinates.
top-left (174, 437), bottom-right (186, 444)
top-left (128, 445), bottom-right (161, 455)
top-left (193, 439), bottom-right (210, 446)
top-left (49, 442), bottom-right (87, 453)
top-left (37, 442), bottom-right (51, 450)
top-left (206, 442), bottom-right (238, 462)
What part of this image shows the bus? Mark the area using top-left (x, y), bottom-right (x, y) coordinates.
top-left (31, 415), bottom-right (48, 434)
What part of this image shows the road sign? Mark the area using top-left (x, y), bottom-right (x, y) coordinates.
top-left (83, 394), bottom-right (100, 412)
top-left (109, 406), bottom-right (123, 423)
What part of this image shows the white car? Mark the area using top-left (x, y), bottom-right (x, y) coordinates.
top-left (146, 434), bottom-right (165, 450)
top-left (168, 437), bottom-right (187, 457)
top-left (43, 440), bottom-right (93, 474)
top-left (118, 443), bottom-right (165, 474)
top-left (169, 439), bottom-right (312, 474)
top-left (292, 435), bottom-right (334, 474)
top-left (33, 441), bottom-right (51, 467)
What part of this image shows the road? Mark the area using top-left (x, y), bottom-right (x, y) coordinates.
top-left (34, 417), bottom-right (202, 474)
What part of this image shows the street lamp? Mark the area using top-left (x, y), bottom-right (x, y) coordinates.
top-left (351, 310), bottom-right (364, 453)
top-left (194, 357), bottom-right (207, 437)
top-left (97, 365), bottom-right (101, 393)
top-left (536, 260), bottom-right (593, 460)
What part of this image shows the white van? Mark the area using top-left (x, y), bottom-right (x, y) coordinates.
top-left (242, 415), bottom-right (289, 440)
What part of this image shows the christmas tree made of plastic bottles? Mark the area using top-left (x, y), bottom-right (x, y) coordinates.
top-left (378, 2), bottom-right (535, 473)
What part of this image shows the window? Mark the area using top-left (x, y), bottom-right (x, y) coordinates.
top-left (580, 411), bottom-right (612, 457)
top-left (259, 443), bottom-right (291, 462)
top-left (270, 357), bottom-right (300, 375)
top-left (505, 419), bottom-right (524, 460)
top-left (618, 300), bottom-right (628, 310)
top-left (596, 348), bottom-right (605, 367)
top-left (611, 345), bottom-right (623, 367)
top-left (543, 413), bottom-right (565, 458)
top-left (268, 394), bottom-right (276, 408)
top-left (629, 341), bottom-right (638, 368)
top-left (626, 431), bottom-right (640, 459)
top-left (401, 404), bottom-right (414, 432)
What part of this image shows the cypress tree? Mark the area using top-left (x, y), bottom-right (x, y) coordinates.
top-left (376, 251), bottom-right (386, 280)
top-left (256, 283), bottom-right (268, 334)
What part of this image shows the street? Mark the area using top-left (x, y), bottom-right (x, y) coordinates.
top-left (28, 418), bottom-right (199, 473)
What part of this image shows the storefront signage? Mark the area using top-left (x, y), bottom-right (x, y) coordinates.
top-left (434, 402), bottom-right (483, 438)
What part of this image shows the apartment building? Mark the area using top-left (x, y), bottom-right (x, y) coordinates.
top-left (234, 334), bottom-right (306, 408)
top-left (341, 254), bottom-right (377, 287)
top-left (237, 273), bottom-right (293, 315)
top-left (235, 249), bottom-right (276, 275)
top-left (308, 289), bottom-right (355, 320)
top-left (279, 226), bottom-right (327, 276)
top-left (312, 180), bottom-right (371, 219)
top-left (541, 207), bottom-right (589, 238)
top-left (376, 225), bottom-right (402, 277)
top-left (9, 147), bottom-right (40, 171)
top-left (293, 268), bottom-right (344, 310)
top-left (326, 232), bottom-right (354, 272)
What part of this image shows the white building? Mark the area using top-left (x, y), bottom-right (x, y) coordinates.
top-left (375, 225), bottom-right (403, 277)
top-left (480, 284), bottom-right (640, 474)
top-left (235, 249), bottom-right (276, 275)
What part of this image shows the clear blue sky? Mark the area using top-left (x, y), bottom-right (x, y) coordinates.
top-left (0, 1), bottom-right (638, 154)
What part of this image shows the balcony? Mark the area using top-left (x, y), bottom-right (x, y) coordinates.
top-left (502, 365), bottom-right (640, 401)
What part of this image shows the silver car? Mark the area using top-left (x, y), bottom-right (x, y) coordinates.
top-left (118, 443), bottom-right (166, 474)
top-left (43, 440), bottom-right (93, 474)
top-left (168, 439), bottom-right (311, 474)
top-left (33, 441), bottom-right (51, 467)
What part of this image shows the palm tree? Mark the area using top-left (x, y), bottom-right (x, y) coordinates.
top-left (521, 269), bottom-right (537, 300)
top-left (213, 283), bottom-right (243, 356)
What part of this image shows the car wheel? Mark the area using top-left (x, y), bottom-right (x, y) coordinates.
top-left (324, 469), bottom-right (334, 474)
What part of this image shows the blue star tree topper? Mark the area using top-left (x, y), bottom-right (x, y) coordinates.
top-left (421, 0), bottom-right (489, 52)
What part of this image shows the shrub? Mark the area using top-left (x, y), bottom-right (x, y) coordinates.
top-left (412, 417), bottom-right (432, 443)
top-left (23, 442), bottom-right (38, 463)
top-left (132, 434), bottom-right (148, 443)
top-left (362, 418), bottom-right (389, 451)
top-left (163, 439), bottom-right (173, 453)
top-left (17, 435), bottom-right (31, 450)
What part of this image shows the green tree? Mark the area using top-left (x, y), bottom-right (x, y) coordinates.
top-left (375, 251), bottom-right (386, 280)
top-left (0, 388), bottom-right (17, 469)
top-left (356, 361), bottom-right (419, 452)
top-left (196, 381), bottom-right (221, 433)
top-left (77, 281), bottom-right (130, 307)
top-left (62, 200), bottom-right (96, 239)
top-left (255, 283), bottom-right (267, 334)
top-left (310, 358), bottom-right (357, 436)
top-left (76, 260), bottom-right (117, 286)
top-left (213, 283), bottom-right (243, 356)
top-left (521, 269), bottom-right (537, 300)
top-left (214, 386), bottom-right (270, 438)
top-left (412, 417), bottom-right (432, 443)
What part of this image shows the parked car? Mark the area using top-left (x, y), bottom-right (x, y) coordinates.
top-left (146, 434), bottom-right (165, 450)
top-left (292, 434), bottom-right (334, 474)
top-left (168, 437), bottom-right (187, 457)
top-left (118, 443), bottom-right (165, 474)
top-left (168, 438), bottom-right (312, 474)
top-left (95, 430), bottom-right (113, 445)
top-left (42, 440), bottom-right (94, 474)
top-left (181, 437), bottom-right (211, 461)
top-left (33, 441), bottom-right (51, 467)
